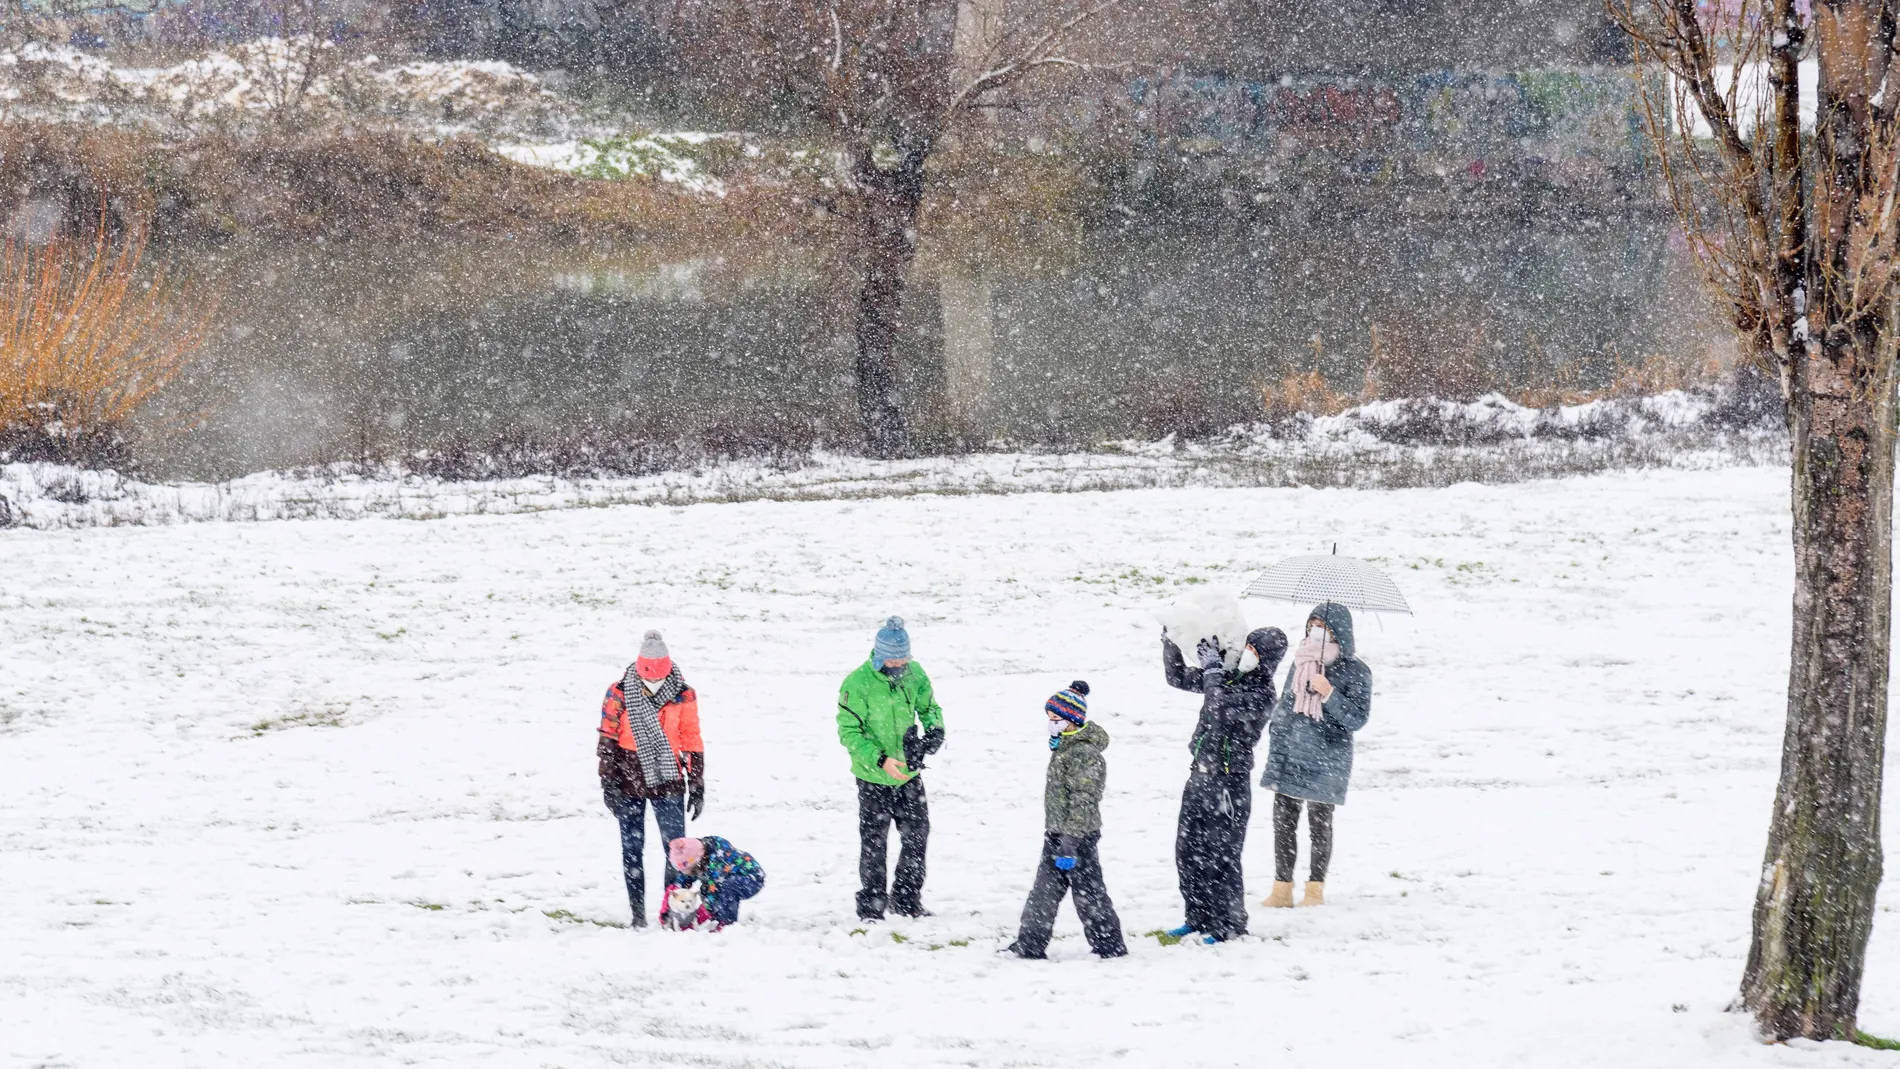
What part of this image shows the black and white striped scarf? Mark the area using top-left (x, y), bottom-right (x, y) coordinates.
top-left (621, 663), bottom-right (685, 786)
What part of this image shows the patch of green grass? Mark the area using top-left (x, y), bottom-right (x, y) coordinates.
top-left (543, 908), bottom-right (627, 929)
top-left (948, 939), bottom-right (970, 947)
top-left (413, 901), bottom-right (446, 911)
top-left (1855, 1030), bottom-right (1900, 1050)
top-left (890, 931), bottom-right (908, 944)
top-left (248, 705), bottom-right (348, 735)
top-left (849, 927), bottom-right (867, 936)
top-left (1147, 928), bottom-right (1183, 947)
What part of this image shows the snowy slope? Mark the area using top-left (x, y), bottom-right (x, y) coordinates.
top-left (2, 468), bottom-right (1896, 1066)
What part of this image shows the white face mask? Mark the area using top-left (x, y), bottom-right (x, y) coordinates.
top-left (1047, 718), bottom-right (1067, 737)
top-left (1238, 645), bottom-right (1260, 673)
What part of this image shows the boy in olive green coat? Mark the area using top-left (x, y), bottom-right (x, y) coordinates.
top-left (837, 616), bottom-right (945, 921)
top-left (1006, 681), bottom-right (1127, 959)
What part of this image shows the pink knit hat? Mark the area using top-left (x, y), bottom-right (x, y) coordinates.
top-left (668, 836), bottom-right (705, 872)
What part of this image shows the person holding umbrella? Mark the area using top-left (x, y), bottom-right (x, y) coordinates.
top-left (1260, 603), bottom-right (1373, 908)
top-left (1161, 623), bottom-right (1288, 944)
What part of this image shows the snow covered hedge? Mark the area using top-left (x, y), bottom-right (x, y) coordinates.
top-left (0, 39), bottom-right (574, 138)
top-left (0, 387), bottom-right (1786, 530)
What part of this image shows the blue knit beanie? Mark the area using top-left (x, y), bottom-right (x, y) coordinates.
top-left (873, 616), bottom-right (911, 664)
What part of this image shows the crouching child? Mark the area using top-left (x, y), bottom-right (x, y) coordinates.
top-left (664, 836), bottom-right (765, 930)
top-left (1006, 682), bottom-right (1127, 959)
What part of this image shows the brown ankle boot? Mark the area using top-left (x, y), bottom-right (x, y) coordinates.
top-left (1263, 881), bottom-right (1295, 908)
top-left (1299, 881), bottom-right (1325, 907)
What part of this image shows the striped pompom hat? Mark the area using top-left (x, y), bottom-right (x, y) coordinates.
top-left (1046, 681), bottom-right (1090, 726)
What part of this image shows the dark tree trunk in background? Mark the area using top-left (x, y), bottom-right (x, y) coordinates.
top-left (1743, 331), bottom-right (1896, 1037)
top-left (706, 0), bottom-right (1128, 456)
top-left (850, 147), bottom-right (928, 459)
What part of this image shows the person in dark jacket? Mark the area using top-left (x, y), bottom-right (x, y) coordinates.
top-left (597, 630), bottom-right (706, 926)
top-left (666, 835), bottom-right (765, 929)
top-left (1261, 603), bottom-right (1372, 909)
top-left (1161, 625), bottom-right (1288, 944)
top-left (1006, 682), bottom-right (1127, 960)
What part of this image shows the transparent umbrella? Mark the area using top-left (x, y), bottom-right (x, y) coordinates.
top-left (1241, 546), bottom-right (1413, 616)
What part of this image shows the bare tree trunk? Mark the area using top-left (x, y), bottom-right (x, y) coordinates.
top-left (1610, 0), bottom-right (1900, 1038)
top-left (851, 147), bottom-right (928, 458)
top-left (952, 0), bottom-right (1004, 125)
top-left (939, 263), bottom-right (995, 439)
top-left (1742, 326), bottom-right (1897, 1039)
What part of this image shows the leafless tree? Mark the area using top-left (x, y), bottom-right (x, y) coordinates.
top-left (253, 0), bottom-right (336, 121)
top-left (684, 0), bottom-right (1130, 457)
top-left (1608, 0), bottom-right (1900, 1044)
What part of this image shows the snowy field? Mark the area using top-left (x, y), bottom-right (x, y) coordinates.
top-left (5, 466), bottom-right (1899, 1066)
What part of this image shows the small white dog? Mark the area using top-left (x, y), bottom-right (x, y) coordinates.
top-left (662, 883), bottom-right (704, 931)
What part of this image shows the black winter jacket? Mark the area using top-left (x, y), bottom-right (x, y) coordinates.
top-left (1162, 633), bottom-right (1286, 776)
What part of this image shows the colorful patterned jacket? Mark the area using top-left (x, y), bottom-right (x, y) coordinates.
top-left (679, 836), bottom-right (764, 925)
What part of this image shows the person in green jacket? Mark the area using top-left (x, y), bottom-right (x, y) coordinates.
top-left (837, 615), bottom-right (945, 921)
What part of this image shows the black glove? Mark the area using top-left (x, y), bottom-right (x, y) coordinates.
top-left (921, 726), bottom-right (944, 755)
top-left (1196, 638), bottom-right (1224, 672)
top-left (903, 725), bottom-right (928, 772)
top-left (686, 752), bottom-right (705, 821)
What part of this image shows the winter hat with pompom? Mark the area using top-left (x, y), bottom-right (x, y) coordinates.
top-left (668, 836), bottom-right (705, 873)
top-left (635, 630), bottom-right (672, 681)
top-left (873, 616), bottom-right (911, 664)
top-left (1046, 681), bottom-right (1090, 727)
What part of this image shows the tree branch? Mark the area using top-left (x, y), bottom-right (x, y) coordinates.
top-left (941, 0), bottom-right (1128, 122)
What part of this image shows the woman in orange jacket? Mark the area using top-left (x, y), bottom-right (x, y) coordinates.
top-left (598, 629), bottom-right (706, 926)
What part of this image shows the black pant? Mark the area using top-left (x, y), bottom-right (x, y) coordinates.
top-left (1009, 832), bottom-right (1126, 958)
top-left (856, 776), bottom-right (929, 919)
top-left (605, 788), bottom-right (687, 926)
top-left (1272, 793), bottom-right (1335, 883)
top-left (1175, 771), bottom-right (1253, 939)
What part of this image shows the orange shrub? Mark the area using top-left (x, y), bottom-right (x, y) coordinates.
top-left (1262, 369), bottom-right (1353, 419)
top-left (0, 224), bottom-right (209, 465)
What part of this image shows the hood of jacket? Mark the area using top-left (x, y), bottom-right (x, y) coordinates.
top-left (1056, 719), bottom-right (1110, 754)
top-left (1306, 602), bottom-right (1357, 659)
top-left (1244, 626), bottom-right (1288, 677)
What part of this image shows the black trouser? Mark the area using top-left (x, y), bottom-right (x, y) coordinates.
top-left (604, 788), bottom-right (686, 927)
top-left (1175, 771), bottom-right (1253, 939)
top-left (1272, 793), bottom-right (1335, 883)
top-left (1009, 832), bottom-right (1126, 958)
top-left (856, 776), bottom-right (929, 919)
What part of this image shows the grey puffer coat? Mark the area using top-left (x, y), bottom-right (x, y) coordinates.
top-left (1260, 603), bottom-right (1373, 806)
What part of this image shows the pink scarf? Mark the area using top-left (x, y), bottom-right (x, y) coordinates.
top-left (1290, 631), bottom-right (1340, 721)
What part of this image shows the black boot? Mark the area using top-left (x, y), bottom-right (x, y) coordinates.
top-left (891, 899), bottom-right (933, 919)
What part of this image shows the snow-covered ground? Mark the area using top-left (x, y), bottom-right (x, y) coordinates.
top-left (5, 467), bottom-right (1897, 1066)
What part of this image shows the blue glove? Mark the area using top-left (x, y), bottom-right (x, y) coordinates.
top-left (1054, 855), bottom-right (1077, 871)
